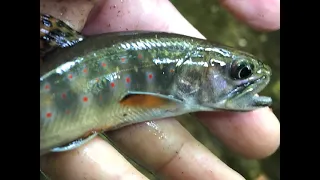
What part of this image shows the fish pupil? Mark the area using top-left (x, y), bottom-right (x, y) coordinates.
top-left (238, 65), bottom-right (252, 78)
top-left (231, 62), bottom-right (253, 79)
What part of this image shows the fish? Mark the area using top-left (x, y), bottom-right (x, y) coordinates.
top-left (40, 13), bottom-right (272, 156)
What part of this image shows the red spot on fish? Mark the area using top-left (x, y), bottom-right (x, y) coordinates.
top-left (99, 94), bottom-right (102, 100)
top-left (126, 77), bottom-right (131, 83)
top-left (121, 57), bottom-right (126, 62)
top-left (46, 112), bottom-right (52, 118)
top-left (61, 93), bottom-right (66, 99)
top-left (110, 82), bottom-right (115, 88)
top-left (44, 84), bottom-right (50, 90)
top-left (65, 109), bottom-right (70, 114)
top-left (83, 96), bottom-right (88, 102)
top-left (101, 63), bottom-right (106, 67)
top-left (96, 78), bottom-right (99, 82)
top-left (68, 74), bottom-right (73, 79)
top-left (83, 68), bottom-right (88, 73)
top-left (170, 69), bottom-right (175, 73)
top-left (137, 54), bottom-right (143, 59)
top-left (148, 74), bottom-right (153, 79)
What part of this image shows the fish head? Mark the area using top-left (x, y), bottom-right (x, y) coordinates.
top-left (196, 50), bottom-right (272, 111)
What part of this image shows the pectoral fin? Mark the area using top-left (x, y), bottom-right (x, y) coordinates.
top-left (119, 92), bottom-right (183, 108)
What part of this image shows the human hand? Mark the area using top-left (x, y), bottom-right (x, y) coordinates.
top-left (40, 0), bottom-right (280, 179)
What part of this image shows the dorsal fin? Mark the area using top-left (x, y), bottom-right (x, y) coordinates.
top-left (40, 13), bottom-right (85, 59)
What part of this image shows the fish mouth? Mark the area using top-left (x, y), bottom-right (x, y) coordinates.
top-left (246, 76), bottom-right (272, 107)
top-left (229, 75), bottom-right (272, 110)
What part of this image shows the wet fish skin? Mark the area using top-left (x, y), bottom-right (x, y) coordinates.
top-left (40, 15), bottom-right (272, 155)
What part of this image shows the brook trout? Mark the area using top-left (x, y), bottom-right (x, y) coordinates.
top-left (40, 14), bottom-right (272, 156)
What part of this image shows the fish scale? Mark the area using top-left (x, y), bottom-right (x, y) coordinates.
top-left (40, 13), bottom-right (272, 156)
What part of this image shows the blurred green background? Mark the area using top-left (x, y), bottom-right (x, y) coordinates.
top-left (41, 0), bottom-right (280, 179)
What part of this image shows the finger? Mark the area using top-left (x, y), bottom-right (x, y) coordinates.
top-left (107, 119), bottom-right (245, 180)
top-left (40, 137), bottom-right (149, 180)
top-left (219, 0), bottom-right (280, 31)
top-left (197, 108), bottom-right (280, 159)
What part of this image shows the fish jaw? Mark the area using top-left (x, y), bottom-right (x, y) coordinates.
top-left (226, 76), bottom-right (271, 111)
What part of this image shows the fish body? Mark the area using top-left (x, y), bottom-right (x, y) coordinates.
top-left (40, 14), bottom-right (272, 156)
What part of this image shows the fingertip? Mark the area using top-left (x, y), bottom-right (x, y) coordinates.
top-left (198, 108), bottom-right (280, 159)
top-left (219, 0), bottom-right (280, 31)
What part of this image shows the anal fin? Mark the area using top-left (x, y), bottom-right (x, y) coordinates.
top-left (50, 132), bottom-right (97, 153)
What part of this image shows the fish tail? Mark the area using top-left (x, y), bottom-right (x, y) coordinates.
top-left (40, 13), bottom-right (85, 58)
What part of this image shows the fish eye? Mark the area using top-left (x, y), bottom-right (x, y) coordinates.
top-left (230, 60), bottom-right (254, 80)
